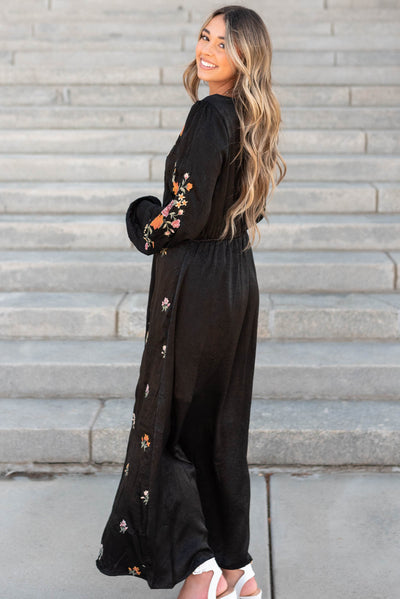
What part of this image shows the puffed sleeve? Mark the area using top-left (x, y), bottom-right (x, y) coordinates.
top-left (126, 99), bottom-right (230, 255)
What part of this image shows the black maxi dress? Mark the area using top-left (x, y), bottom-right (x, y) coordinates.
top-left (96, 93), bottom-right (260, 589)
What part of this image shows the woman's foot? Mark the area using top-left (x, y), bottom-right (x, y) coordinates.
top-left (218, 567), bottom-right (259, 597)
top-left (177, 570), bottom-right (228, 599)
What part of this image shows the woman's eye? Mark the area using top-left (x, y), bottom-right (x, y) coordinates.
top-left (201, 34), bottom-right (209, 41)
top-left (219, 43), bottom-right (225, 49)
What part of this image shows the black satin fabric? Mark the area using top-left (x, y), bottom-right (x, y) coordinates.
top-left (96, 94), bottom-right (259, 589)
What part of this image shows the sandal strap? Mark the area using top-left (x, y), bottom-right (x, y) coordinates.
top-left (192, 557), bottom-right (220, 575)
top-left (235, 562), bottom-right (256, 597)
top-left (192, 557), bottom-right (222, 599)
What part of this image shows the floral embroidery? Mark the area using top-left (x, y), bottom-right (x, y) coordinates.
top-left (143, 164), bottom-right (193, 251)
top-left (119, 519), bottom-right (128, 533)
top-left (141, 434), bottom-right (151, 451)
top-left (160, 248), bottom-right (168, 256)
top-left (132, 412), bottom-right (136, 429)
top-left (161, 297), bottom-right (170, 312)
top-left (97, 544), bottom-right (103, 560)
top-left (141, 490), bottom-right (149, 505)
top-left (144, 383), bottom-right (149, 398)
top-left (128, 566), bottom-right (141, 576)
top-left (124, 463), bottom-right (129, 477)
top-left (161, 344), bottom-right (167, 359)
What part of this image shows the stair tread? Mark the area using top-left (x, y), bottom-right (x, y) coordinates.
top-left (1, 338), bottom-right (400, 364)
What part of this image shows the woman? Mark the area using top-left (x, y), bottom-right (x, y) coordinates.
top-left (96, 6), bottom-right (286, 599)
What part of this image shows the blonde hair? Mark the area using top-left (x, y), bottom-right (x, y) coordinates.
top-left (183, 5), bottom-right (287, 249)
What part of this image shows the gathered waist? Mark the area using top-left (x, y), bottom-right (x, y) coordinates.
top-left (192, 229), bottom-right (248, 244)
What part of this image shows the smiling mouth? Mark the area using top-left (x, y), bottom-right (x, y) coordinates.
top-left (199, 58), bottom-right (217, 69)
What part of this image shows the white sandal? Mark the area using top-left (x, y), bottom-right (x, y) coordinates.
top-left (217, 562), bottom-right (262, 599)
top-left (192, 557), bottom-right (224, 599)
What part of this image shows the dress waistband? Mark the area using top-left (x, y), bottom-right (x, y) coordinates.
top-left (193, 230), bottom-right (248, 243)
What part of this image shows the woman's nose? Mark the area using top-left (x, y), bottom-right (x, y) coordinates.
top-left (202, 40), bottom-right (214, 56)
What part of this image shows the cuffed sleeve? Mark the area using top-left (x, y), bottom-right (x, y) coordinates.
top-left (125, 99), bottom-right (230, 255)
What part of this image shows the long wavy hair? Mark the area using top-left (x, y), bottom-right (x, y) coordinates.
top-left (183, 5), bottom-right (287, 248)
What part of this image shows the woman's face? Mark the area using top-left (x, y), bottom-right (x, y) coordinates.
top-left (195, 14), bottom-right (237, 96)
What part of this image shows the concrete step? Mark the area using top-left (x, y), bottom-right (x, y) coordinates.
top-left (1, 84), bottom-right (399, 109)
top-left (11, 46), bottom-right (400, 68)
top-left (12, 48), bottom-right (400, 68)
top-left (0, 338), bottom-right (399, 400)
top-left (4, 1), bottom-right (400, 20)
top-left (0, 182), bottom-right (389, 215)
top-left (163, 65), bottom-right (400, 86)
top-left (1, 106), bottom-right (399, 130)
top-left (2, 33), bottom-right (400, 52)
top-left (32, 3), bottom-right (400, 23)
top-left (328, 0), bottom-right (400, 8)
top-left (1, 154), bottom-right (396, 182)
top-left (256, 214), bottom-right (400, 251)
top-left (163, 106), bottom-right (400, 130)
top-left (249, 396), bottom-right (400, 466)
top-left (118, 291), bottom-right (400, 341)
top-left (4, 214), bottom-right (400, 251)
top-left (0, 65), bottom-right (399, 86)
top-left (152, 154), bottom-right (400, 183)
top-left (0, 154), bottom-right (151, 181)
top-left (1, 128), bottom-right (395, 154)
top-left (2, 291), bottom-right (400, 341)
top-left (1, 396), bottom-right (400, 466)
top-left (335, 50), bottom-right (400, 66)
top-left (0, 250), bottom-right (395, 293)
top-left (0, 292), bottom-right (124, 339)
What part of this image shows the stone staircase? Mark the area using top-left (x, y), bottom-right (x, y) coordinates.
top-left (1, 0), bottom-right (400, 472)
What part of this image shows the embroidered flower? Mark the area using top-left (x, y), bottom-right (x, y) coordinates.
top-left (140, 490), bottom-right (149, 505)
top-left (161, 297), bottom-right (170, 312)
top-left (142, 164), bottom-right (193, 251)
top-left (132, 412), bottom-right (136, 429)
top-left (97, 544), bottom-right (103, 560)
top-left (119, 519), bottom-right (128, 533)
top-left (124, 463), bottom-right (129, 476)
top-left (141, 434), bottom-right (151, 450)
top-left (161, 200), bottom-right (174, 217)
top-left (160, 248), bottom-right (168, 256)
top-left (150, 212), bottom-right (164, 230)
top-left (128, 566), bottom-right (141, 576)
top-left (161, 344), bottom-right (167, 359)
top-left (145, 383), bottom-right (149, 398)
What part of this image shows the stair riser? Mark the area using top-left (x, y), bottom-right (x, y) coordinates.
top-left (4, 129), bottom-right (399, 154)
top-left (4, 221), bottom-right (400, 251)
top-left (0, 362), bottom-right (399, 400)
top-left (3, 396), bottom-right (400, 466)
top-left (2, 306), bottom-right (398, 341)
top-left (1, 85), bottom-right (399, 108)
top-left (1, 65), bottom-right (399, 86)
top-left (0, 183), bottom-right (383, 214)
top-left (0, 107), bottom-right (398, 129)
top-left (3, 36), bottom-right (400, 52)
top-left (0, 261), bottom-right (394, 292)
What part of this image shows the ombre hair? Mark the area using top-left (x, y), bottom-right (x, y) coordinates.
top-left (183, 5), bottom-right (287, 248)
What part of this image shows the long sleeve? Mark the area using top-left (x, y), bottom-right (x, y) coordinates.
top-left (126, 99), bottom-right (230, 255)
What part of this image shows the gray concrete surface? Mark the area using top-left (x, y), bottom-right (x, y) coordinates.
top-left (0, 471), bottom-right (269, 599)
top-left (1, 470), bottom-right (399, 598)
top-left (270, 472), bottom-right (400, 599)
